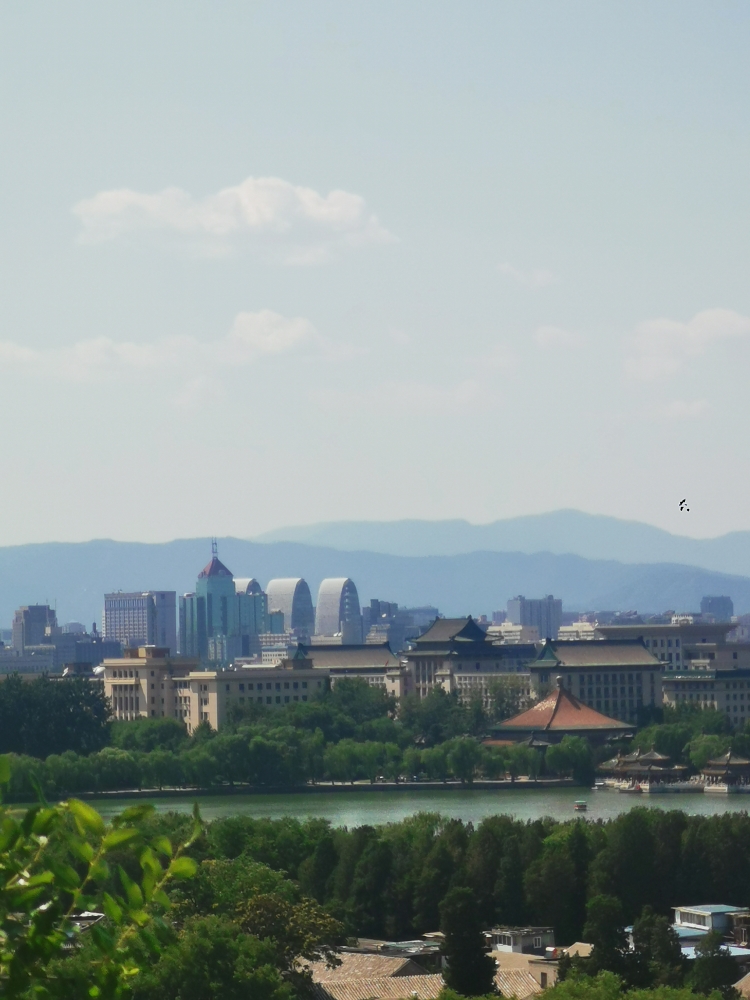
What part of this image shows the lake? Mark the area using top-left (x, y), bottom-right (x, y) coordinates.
top-left (87, 786), bottom-right (750, 826)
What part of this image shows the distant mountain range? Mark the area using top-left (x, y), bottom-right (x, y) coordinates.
top-left (255, 510), bottom-right (750, 578)
top-left (3, 533), bottom-right (750, 630)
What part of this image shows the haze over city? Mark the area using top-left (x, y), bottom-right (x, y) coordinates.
top-left (1, 3), bottom-right (750, 545)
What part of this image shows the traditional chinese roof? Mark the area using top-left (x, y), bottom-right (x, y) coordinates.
top-left (411, 617), bottom-right (487, 645)
top-left (198, 556), bottom-right (233, 579)
top-left (300, 643), bottom-right (401, 670)
top-left (532, 638), bottom-right (659, 669)
top-left (706, 751), bottom-right (750, 767)
top-left (496, 680), bottom-right (631, 734)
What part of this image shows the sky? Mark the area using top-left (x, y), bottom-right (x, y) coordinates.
top-left (1, 1), bottom-right (749, 546)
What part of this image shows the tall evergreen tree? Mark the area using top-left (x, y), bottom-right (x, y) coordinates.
top-left (440, 886), bottom-right (496, 997)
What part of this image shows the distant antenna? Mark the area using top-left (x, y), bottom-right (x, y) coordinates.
top-left (211, 537), bottom-right (218, 557)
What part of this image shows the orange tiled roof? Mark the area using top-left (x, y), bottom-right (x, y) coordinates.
top-left (311, 975), bottom-right (445, 1000)
top-left (497, 684), bottom-right (631, 732)
top-left (302, 954), bottom-right (428, 982)
top-left (495, 968), bottom-right (542, 999)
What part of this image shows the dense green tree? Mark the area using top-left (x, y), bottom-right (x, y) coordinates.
top-left (583, 894), bottom-right (628, 974)
top-left (0, 674), bottom-right (111, 757)
top-left (632, 905), bottom-right (685, 987)
top-left (688, 930), bottom-right (741, 999)
top-left (111, 717), bottom-right (189, 753)
top-left (439, 886), bottom-right (496, 996)
top-left (445, 737), bottom-right (482, 784)
top-left (130, 915), bottom-right (291, 1000)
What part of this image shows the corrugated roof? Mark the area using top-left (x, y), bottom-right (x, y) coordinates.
top-left (495, 968), bottom-right (542, 999)
top-left (533, 639), bottom-right (658, 668)
top-left (311, 975), bottom-right (445, 1000)
top-left (496, 684), bottom-right (631, 733)
top-left (303, 955), bottom-right (428, 982)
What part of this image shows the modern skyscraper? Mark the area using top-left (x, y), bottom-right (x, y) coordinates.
top-left (12, 605), bottom-right (57, 651)
top-left (179, 544), bottom-right (269, 662)
top-left (701, 595), bottom-right (734, 621)
top-left (314, 578), bottom-right (362, 641)
top-left (265, 578), bottom-right (315, 636)
top-left (103, 591), bottom-right (177, 653)
top-left (507, 594), bottom-right (562, 640)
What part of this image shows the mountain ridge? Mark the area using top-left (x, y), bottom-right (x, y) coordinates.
top-left (254, 509), bottom-right (750, 577)
top-left (2, 535), bottom-right (750, 630)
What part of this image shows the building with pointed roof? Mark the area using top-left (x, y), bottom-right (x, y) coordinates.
top-left (402, 616), bottom-right (537, 705)
top-left (493, 677), bottom-right (633, 744)
top-left (702, 751), bottom-right (750, 786)
top-left (529, 638), bottom-right (662, 724)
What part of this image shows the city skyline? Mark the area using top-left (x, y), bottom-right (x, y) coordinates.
top-left (0, 4), bottom-right (749, 545)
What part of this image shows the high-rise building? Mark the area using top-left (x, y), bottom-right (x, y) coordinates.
top-left (179, 545), bottom-right (269, 662)
top-left (103, 592), bottom-right (177, 653)
top-left (315, 578), bottom-right (362, 641)
top-left (507, 595), bottom-right (562, 640)
top-left (265, 578), bottom-right (315, 636)
top-left (701, 595), bottom-right (734, 621)
top-left (12, 605), bottom-right (57, 651)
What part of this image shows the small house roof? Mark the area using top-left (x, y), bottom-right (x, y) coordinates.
top-left (495, 969), bottom-right (542, 999)
top-left (311, 975), bottom-right (445, 1000)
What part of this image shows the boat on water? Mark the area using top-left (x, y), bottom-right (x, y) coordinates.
top-left (573, 800), bottom-right (588, 812)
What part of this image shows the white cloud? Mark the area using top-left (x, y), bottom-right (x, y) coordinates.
top-left (0, 310), bottom-right (325, 385)
top-left (533, 325), bottom-right (584, 349)
top-left (659, 399), bottom-right (709, 420)
top-left (498, 262), bottom-right (560, 288)
top-left (72, 175), bottom-right (395, 263)
top-left (625, 308), bottom-right (750, 380)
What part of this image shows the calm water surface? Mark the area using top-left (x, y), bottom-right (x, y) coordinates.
top-left (89, 787), bottom-right (750, 826)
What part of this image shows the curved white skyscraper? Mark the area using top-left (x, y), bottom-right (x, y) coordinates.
top-left (265, 578), bottom-right (315, 635)
top-left (314, 578), bottom-right (362, 641)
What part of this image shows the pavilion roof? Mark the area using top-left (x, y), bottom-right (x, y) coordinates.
top-left (495, 682), bottom-right (631, 733)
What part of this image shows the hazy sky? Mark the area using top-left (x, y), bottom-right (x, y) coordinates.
top-left (1, 2), bottom-right (749, 546)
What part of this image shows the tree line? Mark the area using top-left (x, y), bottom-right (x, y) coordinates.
top-left (3, 756), bottom-right (748, 1000)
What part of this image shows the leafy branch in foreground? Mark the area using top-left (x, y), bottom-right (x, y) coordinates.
top-left (0, 754), bottom-right (202, 999)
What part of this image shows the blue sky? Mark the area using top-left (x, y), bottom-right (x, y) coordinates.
top-left (1, 2), bottom-right (749, 544)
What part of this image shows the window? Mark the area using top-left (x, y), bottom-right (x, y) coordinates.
top-left (534, 936), bottom-right (542, 950)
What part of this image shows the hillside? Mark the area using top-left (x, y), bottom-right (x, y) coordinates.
top-left (254, 510), bottom-right (750, 577)
top-left (3, 536), bottom-right (750, 629)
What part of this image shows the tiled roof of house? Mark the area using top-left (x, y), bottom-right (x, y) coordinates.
top-left (311, 975), bottom-right (445, 1000)
top-left (495, 968), bottom-right (542, 999)
top-left (736, 972), bottom-right (750, 998)
top-left (496, 682), bottom-right (631, 733)
top-left (533, 639), bottom-right (658, 669)
top-left (303, 954), bottom-right (428, 982)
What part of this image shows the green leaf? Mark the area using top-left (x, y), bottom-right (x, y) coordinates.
top-left (114, 803), bottom-right (154, 826)
top-left (102, 827), bottom-right (139, 851)
top-left (167, 856), bottom-right (198, 880)
top-left (68, 837), bottom-right (96, 864)
top-left (49, 861), bottom-right (82, 891)
top-left (119, 866), bottom-right (144, 908)
top-left (101, 892), bottom-right (123, 926)
top-left (69, 799), bottom-right (105, 836)
top-left (150, 835), bottom-right (172, 858)
top-left (0, 755), bottom-right (11, 785)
